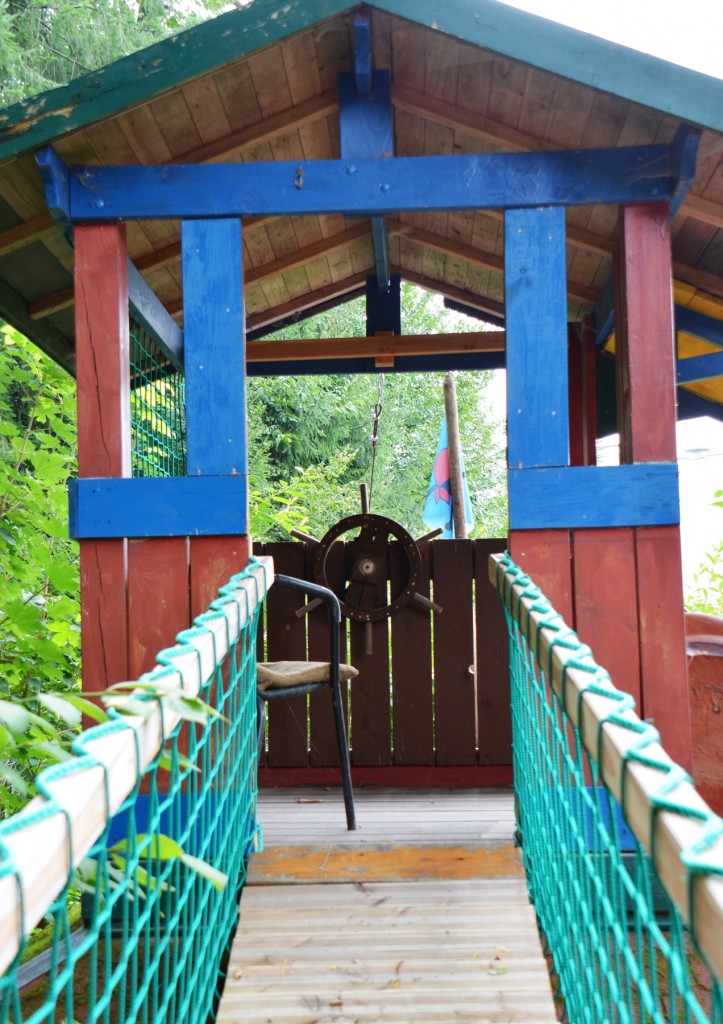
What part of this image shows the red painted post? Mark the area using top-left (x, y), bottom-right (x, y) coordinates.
top-left (568, 321), bottom-right (597, 468)
top-left (75, 225), bottom-right (130, 690)
top-left (509, 530), bottom-right (574, 625)
top-left (614, 203), bottom-right (691, 769)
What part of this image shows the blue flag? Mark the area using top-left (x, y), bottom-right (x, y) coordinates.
top-left (422, 417), bottom-right (474, 539)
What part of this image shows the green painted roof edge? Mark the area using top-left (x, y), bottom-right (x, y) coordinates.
top-left (1, 0), bottom-right (722, 166)
top-left (375, 0), bottom-right (723, 133)
top-left (0, 0), bottom-right (355, 163)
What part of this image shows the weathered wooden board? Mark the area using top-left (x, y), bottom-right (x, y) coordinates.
top-left (219, 876), bottom-right (557, 1023)
top-left (247, 843), bottom-right (524, 884)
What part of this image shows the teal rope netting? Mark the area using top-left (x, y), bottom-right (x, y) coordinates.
top-left (130, 319), bottom-right (186, 479)
top-left (0, 559), bottom-right (264, 1024)
top-left (494, 552), bottom-right (723, 1024)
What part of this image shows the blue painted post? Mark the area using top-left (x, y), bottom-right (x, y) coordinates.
top-left (182, 218), bottom-right (247, 482)
top-left (504, 206), bottom-right (569, 469)
top-left (181, 218), bottom-right (251, 612)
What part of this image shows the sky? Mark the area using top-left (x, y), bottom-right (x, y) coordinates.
top-left (497, 0), bottom-right (723, 80)
top-left (489, 2), bottom-right (723, 589)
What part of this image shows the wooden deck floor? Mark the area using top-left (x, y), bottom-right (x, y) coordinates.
top-left (218, 788), bottom-right (558, 1023)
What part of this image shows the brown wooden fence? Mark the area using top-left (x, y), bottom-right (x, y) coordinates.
top-left (253, 538), bottom-right (511, 786)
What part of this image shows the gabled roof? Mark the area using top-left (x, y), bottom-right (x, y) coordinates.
top-left (0, 0), bottom-right (721, 417)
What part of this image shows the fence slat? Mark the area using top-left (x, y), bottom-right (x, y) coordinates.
top-left (264, 541), bottom-right (308, 767)
top-left (349, 540), bottom-right (392, 766)
top-left (433, 540), bottom-right (476, 765)
top-left (474, 538), bottom-right (511, 765)
top-left (390, 540), bottom-right (434, 765)
top-left (309, 540), bottom-right (348, 767)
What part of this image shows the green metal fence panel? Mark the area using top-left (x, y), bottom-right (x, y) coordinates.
top-left (0, 559), bottom-right (269, 1024)
top-left (130, 318), bottom-right (186, 478)
top-left (493, 552), bottom-right (723, 1024)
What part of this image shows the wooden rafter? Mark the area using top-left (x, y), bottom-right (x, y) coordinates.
top-left (169, 91), bottom-right (337, 166)
top-left (246, 331), bottom-right (505, 362)
top-left (393, 87), bottom-right (723, 234)
top-left (393, 220), bottom-right (598, 306)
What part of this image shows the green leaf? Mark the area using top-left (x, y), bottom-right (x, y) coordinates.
top-left (2, 600), bottom-right (42, 632)
top-left (55, 692), bottom-right (107, 724)
top-left (0, 700), bottom-right (30, 735)
top-left (38, 692), bottom-right (83, 727)
top-left (157, 750), bottom-right (200, 774)
top-left (0, 762), bottom-right (29, 796)
top-left (46, 562), bottom-right (78, 593)
top-left (180, 853), bottom-right (228, 891)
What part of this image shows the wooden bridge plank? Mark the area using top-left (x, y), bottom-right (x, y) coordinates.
top-left (220, 876), bottom-right (557, 1023)
top-left (432, 540), bottom-right (476, 765)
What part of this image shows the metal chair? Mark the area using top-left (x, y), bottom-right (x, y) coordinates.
top-left (256, 574), bottom-right (356, 830)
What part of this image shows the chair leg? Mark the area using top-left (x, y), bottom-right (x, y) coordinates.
top-left (330, 678), bottom-right (356, 830)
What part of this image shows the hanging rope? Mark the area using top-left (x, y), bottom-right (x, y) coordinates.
top-left (367, 373), bottom-right (384, 511)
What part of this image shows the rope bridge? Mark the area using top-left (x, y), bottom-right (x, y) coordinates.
top-left (0, 556), bottom-right (272, 1024)
top-left (491, 553), bottom-right (723, 1023)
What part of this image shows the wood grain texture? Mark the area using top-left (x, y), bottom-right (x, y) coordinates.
top-left (432, 540), bottom-right (476, 765)
top-left (308, 540), bottom-right (348, 768)
top-left (258, 765), bottom-right (514, 788)
top-left (79, 540), bottom-right (128, 691)
top-left (572, 529), bottom-right (641, 707)
top-left (390, 541), bottom-right (434, 765)
top-left (67, 146), bottom-right (680, 221)
top-left (634, 525), bottom-right (692, 770)
top-left (74, 225), bottom-right (130, 694)
top-left (568, 321), bottom-right (597, 467)
top-left (74, 224), bottom-right (130, 479)
top-left (127, 537), bottom-right (190, 678)
top-left (504, 207), bottom-right (569, 469)
top-left (507, 464), bottom-right (679, 529)
top-left (262, 541), bottom-right (309, 769)
top-left (182, 218), bottom-right (246, 476)
top-left (349, 544), bottom-right (392, 767)
top-left (189, 536), bottom-right (251, 617)
top-left (474, 539), bottom-right (511, 766)
top-left (615, 203), bottom-right (678, 464)
top-left (221, 875), bottom-right (557, 1023)
top-left (509, 530), bottom-right (573, 625)
top-left (247, 844), bottom-right (525, 883)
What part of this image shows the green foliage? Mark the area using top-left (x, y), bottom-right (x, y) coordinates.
top-left (248, 283), bottom-right (508, 540)
top-left (0, 0), bottom-right (226, 106)
top-left (684, 490), bottom-right (723, 616)
top-left (0, 326), bottom-right (83, 815)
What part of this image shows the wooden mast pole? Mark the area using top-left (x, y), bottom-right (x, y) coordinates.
top-left (443, 373), bottom-right (468, 540)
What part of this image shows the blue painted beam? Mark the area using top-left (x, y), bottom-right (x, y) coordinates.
top-left (677, 351), bottom-right (723, 385)
top-left (505, 207), bottom-right (569, 469)
top-left (508, 464), bottom-right (679, 530)
top-left (127, 262), bottom-right (183, 371)
top-left (353, 12), bottom-right (373, 98)
top-left (69, 476), bottom-right (247, 538)
top-left (35, 146), bottom-right (71, 230)
top-left (339, 69), bottom-right (393, 291)
top-left (670, 125), bottom-right (701, 219)
top-left (676, 305), bottom-right (723, 349)
top-left (597, 300), bottom-right (723, 352)
top-left (182, 219), bottom-right (246, 476)
top-left (246, 351), bottom-right (506, 377)
top-left (55, 145), bottom-right (684, 221)
top-left (676, 387), bottom-right (723, 423)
